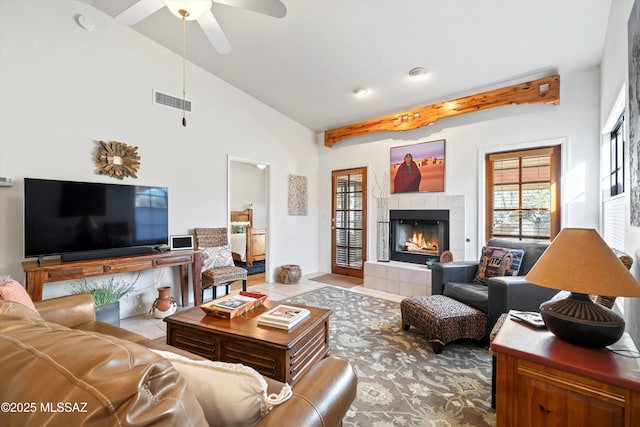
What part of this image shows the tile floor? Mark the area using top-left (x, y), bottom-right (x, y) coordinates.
top-left (120, 272), bottom-right (405, 340)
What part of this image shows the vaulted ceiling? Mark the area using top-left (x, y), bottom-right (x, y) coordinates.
top-left (81, 0), bottom-right (612, 132)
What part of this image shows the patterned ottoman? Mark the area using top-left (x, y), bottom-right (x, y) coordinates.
top-left (401, 295), bottom-right (487, 354)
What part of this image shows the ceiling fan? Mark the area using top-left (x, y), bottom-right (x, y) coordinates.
top-left (115, 0), bottom-right (287, 54)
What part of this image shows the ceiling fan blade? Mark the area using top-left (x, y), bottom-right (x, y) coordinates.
top-left (214, 0), bottom-right (287, 18)
top-left (115, 0), bottom-right (166, 26)
top-left (197, 11), bottom-right (232, 54)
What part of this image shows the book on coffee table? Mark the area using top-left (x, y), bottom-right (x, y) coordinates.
top-left (257, 305), bottom-right (310, 330)
top-left (214, 295), bottom-right (255, 310)
top-left (200, 291), bottom-right (267, 319)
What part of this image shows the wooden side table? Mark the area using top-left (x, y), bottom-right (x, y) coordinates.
top-left (489, 312), bottom-right (508, 409)
top-left (492, 312), bottom-right (640, 426)
top-left (165, 301), bottom-right (331, 385)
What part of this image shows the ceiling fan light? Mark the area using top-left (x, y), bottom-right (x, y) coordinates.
top-left (165, 0), bottom-right (212, 20)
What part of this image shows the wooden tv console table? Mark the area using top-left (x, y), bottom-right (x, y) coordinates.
top-left (22, 250), bottom-right (202, 306)
top-left (492, 312), bottom-right (640, 426)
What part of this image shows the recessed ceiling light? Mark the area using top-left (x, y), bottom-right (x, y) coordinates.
top-left (77, 15), bottom-right (95, 31)
top-left (408, 67), bottom-right (428, 80)
top-left (352, 87), bottom-right (369, 97)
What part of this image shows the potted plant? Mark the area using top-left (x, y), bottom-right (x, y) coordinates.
top-left (70, 276), bottom-right (136, 326)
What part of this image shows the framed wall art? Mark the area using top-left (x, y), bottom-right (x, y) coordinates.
top-left (95, 140), bottom-right (140, 180)
top-left (390, 139), bottom-right (445, 193)
top-left (288, 174), bottom-right (308, 215)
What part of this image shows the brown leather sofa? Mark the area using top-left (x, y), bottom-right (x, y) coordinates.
top-left (0, 294), bottom-right (357, 426)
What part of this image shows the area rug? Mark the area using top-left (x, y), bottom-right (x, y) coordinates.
top-left (309, 273), bottom-right (363, 288)
top-left (284, 287), bottom-right (495, 427)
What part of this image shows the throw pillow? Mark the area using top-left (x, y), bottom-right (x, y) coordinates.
top-left (200, 245), bottom-right (234, 272)
top-left (150, 349), bottom-right (292, 427)
top-left (474, 246), bottom-right (525, 284)
top-left (230, 221), bottom-right (251, 234)
top-left (0, 279), bottom-right (38, 312)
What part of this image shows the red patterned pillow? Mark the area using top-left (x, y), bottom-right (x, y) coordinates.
top-left (0, 279), bottom-right (38, 312)
top-left (474, 246), bottom-right (525, 284)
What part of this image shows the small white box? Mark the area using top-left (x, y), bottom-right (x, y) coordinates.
top-left (170, 235), bottom-right (194, 251)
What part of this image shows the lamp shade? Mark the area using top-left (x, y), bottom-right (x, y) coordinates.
top-left (165, 0), bottom-right (212, 20)
top-left (526, 228), bottom-right (640, 297)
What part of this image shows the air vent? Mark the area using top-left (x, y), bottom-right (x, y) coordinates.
top-left (153, 90), bottom-right (191, 112)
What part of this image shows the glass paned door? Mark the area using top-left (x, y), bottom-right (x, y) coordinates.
top-left (332, 167), bottom-right (367, 278)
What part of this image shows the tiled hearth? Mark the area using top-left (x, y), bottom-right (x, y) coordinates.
top-left (365, 194), bottom-right (465, 297)
top-left (364, 261), bottom-right (432, 297)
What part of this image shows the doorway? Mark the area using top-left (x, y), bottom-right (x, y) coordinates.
top-left (331, 167), bottom-right (367, 278)
top-left (229, 158), bottom-right (269, 286)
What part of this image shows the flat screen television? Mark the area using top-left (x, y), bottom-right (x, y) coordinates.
top-left (24, 178), bottom-right (169, 262)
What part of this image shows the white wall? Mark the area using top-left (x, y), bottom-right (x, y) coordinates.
top-left (0, 0), bottom-right (319, 314)
top-left (318, 68), bottom-right (601, 272)
top-left (600, 0), bottom-right (640, 344)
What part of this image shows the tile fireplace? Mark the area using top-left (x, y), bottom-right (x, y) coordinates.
top-left (365, 195), bottom-right (463, 297)
top-left (389, 209), bottom-right (449, 265)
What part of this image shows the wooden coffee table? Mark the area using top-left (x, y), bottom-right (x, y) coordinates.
top-left (164, 300), bottom-right (331, 385)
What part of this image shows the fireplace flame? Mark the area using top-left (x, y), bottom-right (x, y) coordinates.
top-left (404, 231), bottom-right (439, 254)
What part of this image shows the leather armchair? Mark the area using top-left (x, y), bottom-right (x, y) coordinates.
top-left (431, 238), bottom-right (557, 334)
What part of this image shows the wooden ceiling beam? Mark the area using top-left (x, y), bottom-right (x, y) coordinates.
top-left (324, 74), bottom-right (560, 147)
